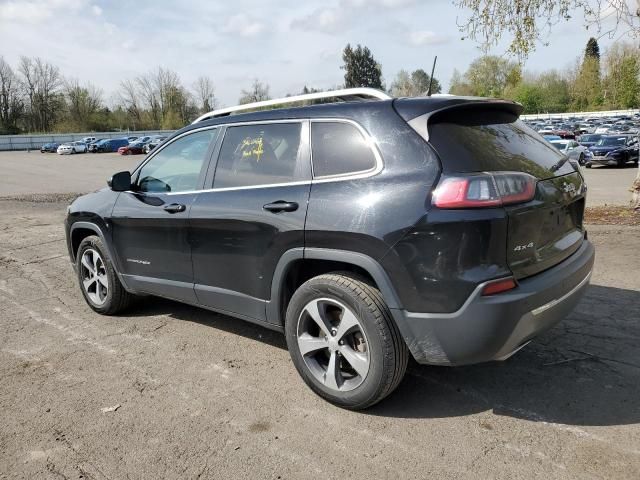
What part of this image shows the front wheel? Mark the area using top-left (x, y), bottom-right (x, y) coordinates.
top-left (76, 235), bottom-right (134, 315)
top-left (285, 273), bottom-right (408, 410)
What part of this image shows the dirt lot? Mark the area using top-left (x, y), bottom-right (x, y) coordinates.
top-left (1, 152), bottom-right (640, 479)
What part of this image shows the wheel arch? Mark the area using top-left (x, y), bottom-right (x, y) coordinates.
top-left (69, 221), bottom-right (131, 291)
top-left (267, 247), bottom-right (403, 326)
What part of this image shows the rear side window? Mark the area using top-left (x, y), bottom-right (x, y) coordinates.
top-left (213, 123), bottom-right (303, 188)
top-left (311, 122), bottom-right (377, 177)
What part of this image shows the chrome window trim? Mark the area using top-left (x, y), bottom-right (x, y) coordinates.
top-left (309, 118), bottom-right (383, 182)
top-left (131, 117), bottom-right (383, 196)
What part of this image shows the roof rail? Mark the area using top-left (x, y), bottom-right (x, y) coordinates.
top-left (192, 87), bottom-right (392, 124)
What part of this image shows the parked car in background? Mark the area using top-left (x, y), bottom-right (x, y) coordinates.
top-left (118, 142), bottom-right (146, 155)
top-left (99, 138), bottom-right (129, 153)
top-left (127, 136), bottom-right (139, 143)
top-left (57, 141), bottom-right (88, 155)
top-left (82, 136), bottom-right (97, 144)
top-left (587, 135), bottom-right (639, 168)
top-left (543, 134), bottom-right (562, 141)
top-left (549, 139), bottom-right (590, 164)
top-left (143, 136), bottom-right (167, 154)
top-left (40, 142), bottom-right (60, 153)
top-left (577, 134), bottom-right (602, 148)
top-left (88, 139), bottom-right (106, 153)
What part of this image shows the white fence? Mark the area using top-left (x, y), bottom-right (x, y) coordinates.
top-left (0, 130), bottom-right (174, 151)
top-left (521, 109), bottom-right (640, 121)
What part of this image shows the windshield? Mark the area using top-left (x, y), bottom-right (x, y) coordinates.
top-left (596, 137), bottom-right (626, 147)
top-left (580, 135), bottom-right (600, 142)
top-left (550, 142), bottom-right (567, 150)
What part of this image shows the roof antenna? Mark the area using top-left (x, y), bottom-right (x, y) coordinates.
top-left (426, 55), bottom-right (438, 97)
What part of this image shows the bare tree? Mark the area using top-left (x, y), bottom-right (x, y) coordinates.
top-left (193, 76), bottom-right (217, 113)
top-left (239, 79), bottom-right (271, 105)
top-left (454, 0), bottom-right (640, 60)
top-left (64, 78), bottom-right (103, 130)
top-left (0, 56), bottom-right (23, 133)
top-left (118, 78), bottom-right (143, 128)
top-left (18, 56), bottom-right (62, 132)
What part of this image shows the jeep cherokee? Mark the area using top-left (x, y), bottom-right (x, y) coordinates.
top-left (65, 88), bottom-right (595, 409)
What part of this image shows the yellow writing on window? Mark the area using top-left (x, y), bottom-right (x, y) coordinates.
top-left (240, 136), bottom-right (264, 162)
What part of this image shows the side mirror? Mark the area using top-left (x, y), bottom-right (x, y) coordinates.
top-left (108, 171), bottom-right (132, 191)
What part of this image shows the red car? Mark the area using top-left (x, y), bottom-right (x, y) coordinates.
top-left (118, 142), bottom-right (146, 155)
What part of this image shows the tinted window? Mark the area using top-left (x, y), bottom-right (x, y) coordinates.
top-left (311, 122), bottom-right (377, 177)
top-left (137, 129), bottom-right (217, 193)
top-left (429, 118), bottom-right (575, 178)
top-left (213, 123), bottom-right (303, 188)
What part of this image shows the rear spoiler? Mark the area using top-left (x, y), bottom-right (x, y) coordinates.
top-left (393, 96), bottom-right (523, 141)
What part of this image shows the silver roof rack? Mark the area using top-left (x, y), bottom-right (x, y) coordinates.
top-left (192, 87), bottom-right (392, 124)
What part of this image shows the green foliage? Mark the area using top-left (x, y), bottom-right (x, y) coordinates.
top-left (389, 69), bottom-right (441, 96)
top-left (448, 55), bottom-right (521, 97)
top-left (341, 44), bottom-right (383, 89)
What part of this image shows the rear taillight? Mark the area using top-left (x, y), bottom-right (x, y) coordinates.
top-left (432, 172), bottom-right (536, 209)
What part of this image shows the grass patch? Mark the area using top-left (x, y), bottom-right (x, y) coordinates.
top-left (585, 205), bottom-right (640, 226)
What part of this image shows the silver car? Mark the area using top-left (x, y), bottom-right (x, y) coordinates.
top-left (550, 139), bottom-right (590, 165)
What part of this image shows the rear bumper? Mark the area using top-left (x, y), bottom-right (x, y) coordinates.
top-left (390, 240), bottom-right (595, 366)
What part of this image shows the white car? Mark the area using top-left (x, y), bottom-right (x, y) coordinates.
top-left (594, 124), bottom-right (614, 134)
top-left (57, 141), bottom-right (87, 154)
top-left (550, 139), bottom-right (590, 164)
top-left (82, 136), bottom-right (96, 144)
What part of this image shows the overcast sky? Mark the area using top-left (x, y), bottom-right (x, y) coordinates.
top-left (0, 0), bottom-right (626, 107)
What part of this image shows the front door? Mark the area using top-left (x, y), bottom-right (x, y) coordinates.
top-left (189, 121), bottom-right (311, 323)
top-left (110, 128), bottom-right (219, 303)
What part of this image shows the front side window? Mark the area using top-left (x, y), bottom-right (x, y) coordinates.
top-left (137, 129), bottom-right (217, 193)
top-left (311, 122), bottom-right (377, 178)
top-left (213, 123), bottom-right (303, 188)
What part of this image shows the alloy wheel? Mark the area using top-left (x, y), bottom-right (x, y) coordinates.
top-left (80, 248), bottom-right (108, 305)
top-left (297, 298), bottom-right (370, 392)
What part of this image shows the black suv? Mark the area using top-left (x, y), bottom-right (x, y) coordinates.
top-left (65, 89), bottom-right (595, 409)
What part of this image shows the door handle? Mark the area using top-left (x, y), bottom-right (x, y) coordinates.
top-left (263, 201), bottom-right (299, 213)
top-left (163, 203), bottom-right (186, 213)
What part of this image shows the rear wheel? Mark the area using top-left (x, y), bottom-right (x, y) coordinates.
top-left (285, 273), bottom-right (408, 410)
top-left (77, 235), bottom-right (134, 315)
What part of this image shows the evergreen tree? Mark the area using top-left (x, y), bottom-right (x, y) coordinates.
top-left (585, 37), bottom-right (600, 60)
top-left (341, 44), bottom-right (383, 89)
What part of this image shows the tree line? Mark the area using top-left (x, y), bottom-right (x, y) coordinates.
top-left (1, 37), bottom-right (638, 134)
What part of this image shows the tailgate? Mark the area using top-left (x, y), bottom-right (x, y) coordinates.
top-left (505, 171), bottom-right (585, 279)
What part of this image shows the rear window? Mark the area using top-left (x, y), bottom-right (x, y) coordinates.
top-left (429, 117), bottom-right (575, 178)
top-left (311, 122), bottom-right (377, 177)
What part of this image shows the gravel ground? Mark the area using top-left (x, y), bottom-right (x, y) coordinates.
top-left (0, 151), bottom-right (639, 479)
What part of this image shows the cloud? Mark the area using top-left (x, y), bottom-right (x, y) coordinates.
top-left (342, 0), bottom-right (416, 7)
top-left (91, 4), bottom-right (102, 16)
top-left (291, 7), bottom-right (344, 34)
top-left (223, 13), bottom-right (265, 37)
top-left (0, 0), bottom-right (88, 23)
top-left (407, 30), bottom-right (449, 46)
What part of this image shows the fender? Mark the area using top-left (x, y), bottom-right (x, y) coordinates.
top-left (69, 221), bottom-right (132, 292)
top-left (266, 247), bottom-right (403, 326)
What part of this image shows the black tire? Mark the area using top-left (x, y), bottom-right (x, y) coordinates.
top-left (618, 153), bottom-right (628, 168)
top-left (76, 235), bottom-right (134, 315)
top-left (578, 153), bottom-right (585, 165)
top-left (585, 163), bottom-right (592, 168)
top-left (285, 273), bottom-right (409, 410)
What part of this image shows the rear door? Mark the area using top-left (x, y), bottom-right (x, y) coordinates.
top-left (428, 112), bottom-right (586, 279)
top-left (189, 121), bottom-right (311, 323)
top-left (110, 128), bottom-right (219, 302)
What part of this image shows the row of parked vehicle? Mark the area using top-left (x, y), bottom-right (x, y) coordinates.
top-left (523, 115), bottom-right (640, 168)
top-left (40, 135), bottom-right (168, 156)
